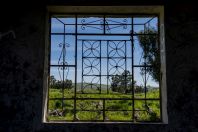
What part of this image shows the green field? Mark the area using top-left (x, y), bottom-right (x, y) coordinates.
top-left (47, 88), bottom-right (161, 122)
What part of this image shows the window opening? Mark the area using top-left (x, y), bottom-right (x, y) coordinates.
top-left (48, 14), bottom-right (161, 122)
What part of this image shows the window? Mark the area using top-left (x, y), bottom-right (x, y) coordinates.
top-left (43, 6), bottom-right (167, 123)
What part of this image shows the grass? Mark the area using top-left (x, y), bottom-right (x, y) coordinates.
top-left (47, 88), bottom-right (161, 122)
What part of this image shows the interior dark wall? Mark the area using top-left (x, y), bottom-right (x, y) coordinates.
top-left (0, 1), bottom-right (198, 132)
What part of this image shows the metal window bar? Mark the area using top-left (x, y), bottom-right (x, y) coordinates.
top-left (48, 14), bottom-right (161, 122)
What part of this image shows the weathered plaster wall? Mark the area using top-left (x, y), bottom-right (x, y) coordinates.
top-left (165, 4), bottom-right (198, 131)
top-left (0, 2), bottom-right (198, 132)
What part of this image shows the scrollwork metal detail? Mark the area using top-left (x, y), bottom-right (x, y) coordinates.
top-left (58, 42), bottom-right (70, 81)
top-left (80, 18), bottom-right (128, 33)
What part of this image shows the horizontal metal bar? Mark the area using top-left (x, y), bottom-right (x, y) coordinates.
top-left (77, 92), bottom-right (133, 95)
top-left (50, 64), bottom-right (152, 67)
top-left (50, 64), bottom-right (76, 67)
top-left (82, 74), bottom-right (132, 76)
top-left (77, 92), bottom-right (111, 94)
top-left (51, 33), bottom-right (158, 36)
top-left (49, 98), bottom-right (160, 100)
top-left (57, 24), bottom-right (145, 26)
top-left (78, 98), bottom-right (160, 100)
top-left (75, 109), bottom-right (133, 111)
top-left (48, 109), bottom-right (148, 112)
top-left (134, 120), bottom-right (162, 123)
top-left (75, 110), bottom-right (149, 112)
top-left (78, 39), bottom-right (131, 41)
top-left (51, 13), bottom-right (158, 17)
top-left (82, 57), bottom-right (132, 59)
top-left (48, 119), bottom-right (161, 122)
top-left (48, 120), bottom-right (136, 122)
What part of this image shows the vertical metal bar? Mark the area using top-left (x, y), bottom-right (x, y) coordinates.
top-left (144, 17), bottom-right (148, 109)
top-left (144, 18), bottom-right (147, 107)
top-left (104, 15), bottom-right (106, 34)
top-left (62, 24), bottom-right (66, 111)
top-left (107, 40), bottom-right (109, 94)
top-left (81, 40), bottom-right (84, 93)
top-left (125, 40), bottom-right (127, 93)
top-left (144, 19), bottom-right (148, 108)
top-left (74, 15), bottom-right (77, 120)
top-left (144, 62), bottom-right (147, 107)
top-left (131, 17), bottom-right (135, 121)
top-left (47, 14), bottom-right (52, 120)
top-left (158, 15), bottom-right (163, 121)
top-left (100, 40), bottom-right (102, 94)
top-left (103, 99), bottom-right (105, 121)
top-left (143, 18), bottom-right (148, 106)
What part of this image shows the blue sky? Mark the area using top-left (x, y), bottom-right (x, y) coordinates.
top-left (50, 16), bottom-right (159, 87)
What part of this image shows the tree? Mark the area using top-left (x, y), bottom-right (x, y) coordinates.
top-left (137, 27), bottom-right (160, 82)
top-left (111, 70), bottom-right (135, 93)
top-left (50, 76), bottom-right (73, 89)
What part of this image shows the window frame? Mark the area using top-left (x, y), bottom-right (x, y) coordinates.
top-left (42, 6), bottom-right (167, 124)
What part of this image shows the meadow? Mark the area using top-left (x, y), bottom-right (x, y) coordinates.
top-left (47, 88), bottom-right (161, 122)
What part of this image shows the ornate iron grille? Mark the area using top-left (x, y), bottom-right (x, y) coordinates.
top-left (48, 15), bottom-right (161, 122)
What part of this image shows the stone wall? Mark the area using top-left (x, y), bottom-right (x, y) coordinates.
top-left (0, 1), bottom-right (198, 132)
